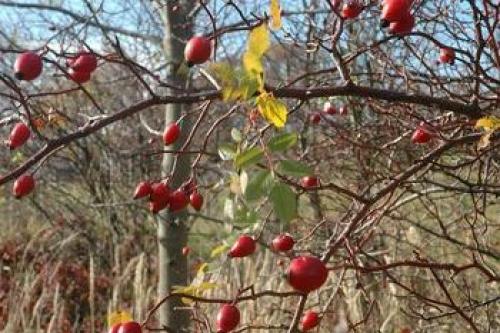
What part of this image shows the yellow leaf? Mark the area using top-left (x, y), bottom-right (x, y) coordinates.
top-left (475, 116), bottom-right (500, 131)
top-left (208, 63), bottom-right (258, 102)
top-left (173, 282), bottom-right (218, 305)
top-left (197, 282), bottom-right (218, 291)
top-left (210, 244), bottom-right (229, 258)
top-left (172, 285), bottom-right (197, 295)
top-left (196, 262), bottom-right (208, 277)
top-left (243, 24), bottom-right (270, 91)
top-left (256, 92), bottom-right (288, 128)
top-left (270, 0), bottom-right (282, 30)
top-left (245, 24), bottom-right (270, 60)
top-left (107, 310), bottom-right (133, 328)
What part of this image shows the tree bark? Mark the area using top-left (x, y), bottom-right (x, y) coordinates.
top-left (157, 1), bottom-right (192, 332)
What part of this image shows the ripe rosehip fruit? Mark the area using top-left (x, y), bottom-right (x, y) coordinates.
top-left (163, 122), bottom-right (180, 146)
top-left (150, 182), bottom-right (171, 202)
top-left (149, 198), bottom-right (169, 214)
top-left (14, 52), bottom-right (43, 81)
top-left (117, 321), bottom-right (142, 333)
top-left (133, 181), bottom-right (152, 199)
top-left (228, 235), bottom-right (256, 258)
top-left (389, 12), bottom-right (415, 35)
top-left (287, 256), bottom-right (328, 293)
top-left (69, 52), bottom-right (98, 73)
top-left (323, 102), bottom-right (336, 115)
top-left (216, 304), bottom-right (240, 333)
top-left (272, 234), bottom-right (295, 252)
top-left (13, 174), bottom-right (35, 199)
top-left (68, 69), bottom-right (91, 84)
top-left (169, 189), bottom-right (190, 212)
top-left (341, 1), bottom-right (363, 19)
top-left (301, 310), bottom-right (320, 331)
top-left (182, 246), bottom-right (190, 256)
top-left (310, 113), bottom-right (321, 124)
top-left (411, 126), bottom-right (433, 144)
top-left (9, 122), bottom-right (31, 150)
top-left (439, 47), bottom-right (455, 64)
top-left (189, 191), bottom-right (204, 211)
top-left (184, 36), bottom-right (212, 66)
top-left (301, 176), bottom-right (319, 189)
top-left (108, 324), bottom-right (121, 333)
top-left (381, 0), bottom-right (412, 27)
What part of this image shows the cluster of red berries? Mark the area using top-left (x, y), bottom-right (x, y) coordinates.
top-left (108, 321), bottom-right (142, 333)
top-left (13, 50), bottom-right (98, 83)
top-left (310, 102), bottom-right (348, 125)
top-left (220, 233), bottom-right (328, 331)
top-left (13, 34), bottom-right (211, 83)
top-left (5, 121), bottom-right (36, 199)
top-left (133, 180), bottom-right (203, 214)
top-left (380, 0), bottom-right (415, 35)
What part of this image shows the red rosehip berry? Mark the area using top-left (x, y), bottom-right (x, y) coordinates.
top-left (133, 181), bottom-right (152, 200)
top-left (411, 126), bottom-right (433, 144)
top-left (341, 0), bottom-right (363, 19)
top-left (14, 52), bottom-right (43, 81)
top-left (108, 324), bottom-right (121, 333)
top-left (389, 12), bottom-right (415, 35)
top-left (323, 102), bottom-right (336, 115)
top-left (301, 310), bottom-right (320, 331)
top-left (381, 0), bottom-right (412, 27)
top-left (68, 68), bottom-right (91, 84)
top-left (216, 304), bottom-right (240, 333)
top-left (9, 122), bottom-right (31, 150)
top-left (228, 235), bottom-right (256, 258)
top-left (182, 246), bottom-right (191, 256)
top-left (117, 321), bottom-right (142, 333)
top-left (169, 189), bottom-right (190, 212)
top-left (439, 47), bottom-right (455, 65)
top-left (189, 191), bottom-right (204, 211)
top-left (163, 122), bottom-right (181, 146)
top-left (13, 174), bottom-right (35, 199)
top-left (272, 234), bottom-right (295, 252)
top-left (287, 256), bottom-right (328, 293)
top-left (68, 52), bottom-right (98, 73)
top-left (310, 113), bottom-right (321, 124)
top-left (301, 176), bottom-right (319, 189)
top-left (184, 36), bottom-right (212, 66)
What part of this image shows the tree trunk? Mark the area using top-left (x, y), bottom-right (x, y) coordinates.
top-left (157, 1), bottom-right (192, 332)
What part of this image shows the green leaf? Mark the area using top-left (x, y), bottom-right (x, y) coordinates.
top-left (244, 170), bottom-right (272, 201)
top-left (235, 147), bottom-right (264, 169)
top-left (269, 183), bottom-right (296, 223)
top-left (268, 132), bottom-right (298, 152)
top-left (277, 160), bottom-right (313, 177)
top-left (218, 143), bottom-right (236, 161)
